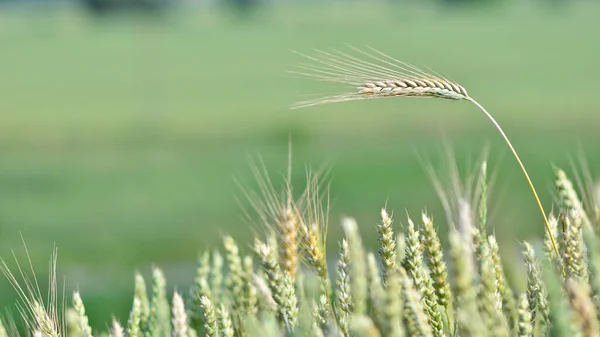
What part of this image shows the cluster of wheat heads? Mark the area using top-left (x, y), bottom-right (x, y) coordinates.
top-left (1, 160), bottom-right (600, 337)
top-left (288, 46), bottom-right (559, 260)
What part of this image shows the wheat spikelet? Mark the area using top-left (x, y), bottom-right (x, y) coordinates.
top-left (377, 208), bottom-right (398, 282)
top-left (335, 239), bottom-right (352, 336)
top-left (199, 295), bottom-right (219, 337)
top-left (289, 46), bottom-right (467, 109)
top-left (517, 293), bottom-right (533, 337)
top-left (223, 236), bottom-right (246, 311)
top-left (217, 304), bottom-right (235, 337)
top-left (342, 217), bottom-right (368, 316)
top-left (561, 213), bottom-right (588, 282)
top-left (73, 292), bottom-right (93, 337)
top-left (254, 238), bottom-right (299, 329)
top-left (313, 294), bottom-right (334, 337)
top-left (171, 292), bottom-right (190, 337)
top-left (0, 244), bottom-right (65, 337)
top-left (111, 318), bottom-right (124, 337)
top-left (127, 297), bottom-right (142, 337)
top-left (290, 46), bottom-right (560, 261)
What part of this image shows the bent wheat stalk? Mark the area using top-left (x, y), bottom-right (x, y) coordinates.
top-left (288, 46), bottom-right (560, 260)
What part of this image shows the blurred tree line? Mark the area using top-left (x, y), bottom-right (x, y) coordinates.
top-left (0, 0), bottom-right (569, 16)
top-left (80, 0), bottom-right (168, 14)
top-left (78, 0), bottom-right (263, 15)
top-left (74, 0), bottom-right (570, 16)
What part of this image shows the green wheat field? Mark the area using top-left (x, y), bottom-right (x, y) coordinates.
top-left (1, 0), bottom-right (600, 331)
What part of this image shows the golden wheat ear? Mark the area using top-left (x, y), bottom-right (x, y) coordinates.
top-left (289, 46), bottom-right (561, 263)
top-left (288, 46), bottom-right (468, 109)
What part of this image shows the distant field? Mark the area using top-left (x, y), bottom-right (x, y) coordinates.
top-left (1, 1), bottom-right (600, 327)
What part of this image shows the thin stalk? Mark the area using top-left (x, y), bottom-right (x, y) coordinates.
top-left (467, 97), bottom-right (560, 261)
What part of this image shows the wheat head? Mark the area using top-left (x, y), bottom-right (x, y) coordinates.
top-left (289, 46), bottom-right (467, 108)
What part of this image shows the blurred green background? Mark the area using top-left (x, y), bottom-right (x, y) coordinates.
top-left (1, 0), bottom-right (599, 329)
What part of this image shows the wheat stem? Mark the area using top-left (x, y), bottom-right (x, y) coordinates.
top-left (466, 97), bottom-right (561, 262)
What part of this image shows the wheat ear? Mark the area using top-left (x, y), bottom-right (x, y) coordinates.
top-left (289, 46), bottom-right (560, 260)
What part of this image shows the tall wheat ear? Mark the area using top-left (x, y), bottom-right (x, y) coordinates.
top-left (0, 240), bottom-right (65, 337)
top-left (288, 45), bottom-right (560, 260)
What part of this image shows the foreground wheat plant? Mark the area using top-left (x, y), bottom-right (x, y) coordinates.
top-left (288, 46), bottom-right (560, 259)
top-left (1, 156), bottom-right (599, 337)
